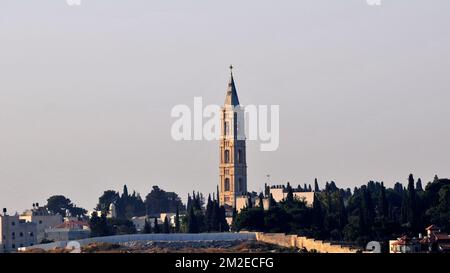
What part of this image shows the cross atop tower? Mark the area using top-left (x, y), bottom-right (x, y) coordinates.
top-left (224, 65), bottom-right (240, 106)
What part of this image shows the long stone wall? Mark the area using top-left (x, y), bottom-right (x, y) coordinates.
top-left (20, 232), bottom-right (257, 252)
top-left (255, 232), bottom-right (360, 253)
top-left (21, 232), bottom-right (360, 253)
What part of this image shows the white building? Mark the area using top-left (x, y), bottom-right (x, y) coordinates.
top-left (45, 220), bottom-right (90, 242)
top-left (0, 209), bottom-right (37, 253)
top-left (131, 216), bottom-right (151, 232)
top-left (88, 203), bottom-right (116, 219)
top-left (132, 213), bottom-right (181, 232)
top-left (269, 185), bottom-right (315, 207)
top-left (19, 206), bottom-right (63, 243)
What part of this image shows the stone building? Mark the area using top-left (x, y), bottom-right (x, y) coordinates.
top-left (269, 185), bottom-right (315, 207)
top-left (44, 220), bottom-right (90, 242)
top-left (0, 209), bottom-right (37, 253)
top-left (19, 204), bottom-right (63, 243)
top-left (219, 66), bottom-right (247, 211)
top-left (389, 225), bottom-right (450, 253)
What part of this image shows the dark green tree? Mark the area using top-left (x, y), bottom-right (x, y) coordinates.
top-left (163, 217), bottom-right (171, 233)
top-left (145, 186), bottom-right (185, 215)
top-left (96, 190), bottom-right (120, 212)
top-left (46, 195), bottom-right (86, 217)
top-left (416, 178), bottom-right (424, 192)
top-left (286, 182), bottom-right (294, 203)
top-left (314, 178), bottom-right (320, 192)
top-left (143, 219), bottom-right (152, 234)
top-left (175, 205), bottom-right (181, 233)
top-left (407, 174), bottom-right (418, 232)
top-left (153, 217), bottom-right (160, 233)
top-left (187, 206), bottom-right (199, 233)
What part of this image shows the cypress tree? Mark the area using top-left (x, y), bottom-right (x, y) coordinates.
top-left (89, 212), bottom-right (101, 237)
top-left (378, 183), bottom-right (388, 228)
top-left (153, 217), bottom-right (160, 233)
top-left (247, 195), bottom-right (253, 209)
top-left (122, 185), bottom-right (129, 198)
top-left (187, 206), bottom-right (198, 233)
top-left (216, 185), bottom-right (220, 202)
top-left (314, 178), bottom-right (320, 192)
top-left (264, 183), bottom-right (270, 197)
top-left (269, 194), bottom-right (277, 207)
top-left (187, 194), bottom-right (192, 212)
top-left (337, 191), bottom-right (348, 229)
top-left (175, 205), bottom-right (180, 233)
top-left (163, 217), bottom-right (170, 233)
top-left (143, 219), bottom-right (152, 234)
top-left (258, 192), bottom-right (264, 209)
top-left (416, 178), bottom-right (423, 192)
top-left (379, 182), bottom-right (388, 219)
top-left (218, 205), bottom-right (229, 232)
top-left (400, 189), bottom-right (408, 224)
top-left (205, 194), bottom-right (214, 231)
top-left (312, 194), bottom-right (323, 230)
top-left (286, 182), bottom-right (294, 203)
top-left (407, 174), bottom-right (417, 232)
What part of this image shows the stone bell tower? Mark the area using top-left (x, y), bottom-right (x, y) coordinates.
top-left (219, 66), bottom-right (247, 209)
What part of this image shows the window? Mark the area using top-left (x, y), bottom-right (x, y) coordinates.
top-left (19, 232), bottom-right (23, 237)
top-left (39, 220), bottom-right (43, 224)
top-left (11, 232), bottom-right (15, 237)
top-left (11, 221), bottom-right (15, 226)
top-left (29, 232), bottom-right (34, 237)
top-left (224, 122), bottom-right (229, 135)
top-left (224, 178), bottom-right (230, 191)
top-left (224, 150), bottom-right (230, 163)
top-left (237, 150), bottom-right (242, 163)
top-left (238, 178), bottom-right (243, 192)
top-left (12, 244), bottom-right (15, 249)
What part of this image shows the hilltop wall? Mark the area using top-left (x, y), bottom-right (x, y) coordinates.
top-left (20, 232), bottom-right (257, 252)
top-left (255, 232), bottom-right (360, 253)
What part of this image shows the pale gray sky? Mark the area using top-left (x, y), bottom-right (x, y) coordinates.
top-left (1, 0), bottom-right (449, 212)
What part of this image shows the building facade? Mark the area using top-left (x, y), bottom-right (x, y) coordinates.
top-left (19, 206), bottom-right (63, 243)
top-left (0, 210), bottom-right (37, 253)
top-left (219, 66), bottom-right (247, 209)
top-left (44, 220), bottom-right (90, 242)
top-left (269, 185), bottom-right (315, 207)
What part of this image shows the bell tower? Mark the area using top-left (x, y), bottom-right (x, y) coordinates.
top-left (219, 65), bottom-right (247, 209)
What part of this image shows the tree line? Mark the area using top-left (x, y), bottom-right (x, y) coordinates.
top-left (233, 174), bottom-right (450, 248)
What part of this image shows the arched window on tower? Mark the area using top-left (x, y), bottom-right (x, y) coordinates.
top-left (224, 150), bottom-right (230, 163)
top-left (224, 122), bottom-right (229, 135)
top-left (237, 150), bottom-right (242, 163)
top-left (224, 178), bottom-right (230, 192)
top-left (238, 178), bottom-right (243, 192)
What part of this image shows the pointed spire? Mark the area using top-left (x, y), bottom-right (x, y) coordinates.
top-left (224, 65), bottom-right (240, 106)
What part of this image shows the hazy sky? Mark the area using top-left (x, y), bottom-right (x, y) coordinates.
top-left (1, 0), bottom-right (450, 212)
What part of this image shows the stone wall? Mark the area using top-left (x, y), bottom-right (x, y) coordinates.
top-left (255, 232), bottom-right (359, 253)
top-left (20, 232), bottom-right (257, 252)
